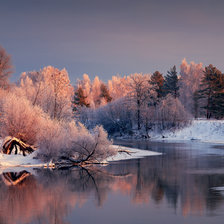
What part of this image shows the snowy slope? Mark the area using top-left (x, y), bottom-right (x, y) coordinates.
top-left (164, 119), bottom-right (224, 143)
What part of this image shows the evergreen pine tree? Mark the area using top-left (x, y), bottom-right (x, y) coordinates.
top-left (163, 66), bottom-right (179, 98)
top-left (73, 86), bottom-right (89, 111)
top-left (193, 90), bottom-right (200, 118)
top-left (100, 83), bottom-right (112, 103)
top-left (150, 71), bottom-right (164, 99)
top-left (198, 64), bottom-right (224, 119)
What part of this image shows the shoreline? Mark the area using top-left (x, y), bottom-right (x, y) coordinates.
top-left (112, 119), bottom-right (224, 145)
top-left (0, 145), bottom-right (162, 171)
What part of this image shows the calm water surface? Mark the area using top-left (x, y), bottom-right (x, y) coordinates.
top-left (1, 140), bottom-right (224, 224)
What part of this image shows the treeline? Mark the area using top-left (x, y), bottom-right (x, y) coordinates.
top-left (1, 44), bottom-right (224, 139)
top-left (74, 59), bottom-right (224, 136)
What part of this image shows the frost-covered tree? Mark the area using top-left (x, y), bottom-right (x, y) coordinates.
top-left (108, 75), bottom-right (130, 99)
top-left (78, 74), bottom-right (92, 107)
top-left (0, 45), bottom-right (13, 88)
top-left (73, 70), bottom-right (194, 135)
top-left (19, 71), bottom-right (45, 106)
top-left (18, 66), bottom-right (74, 120)
top-left (156, 94), bottom-right (191, 130)
top-left (179, 58), bottom-right (204, 115)
top-left (77, 75), bottom-right (114, 108)
top-left (44, 67), bottom-right (73, 120)
top-left (0, 92), bottom-right (45, 145)
top-left (94, 98), bottom-right (133, 135)
top-left (0, 91), bottom-right (115, 163)
top-left (38, 121), bottom-right (115, 163)
top-left (91, 76), bottom-right (102, 107)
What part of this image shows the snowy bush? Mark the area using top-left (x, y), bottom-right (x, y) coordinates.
top-left (36, 118), bottom-right (66, 159)
top-left (0, 92), bottom-right (45, 145)
top-left (37, 121), bottom-right (115, 163)
top-left (67, 125), bottom-right (114, 163)
top-left (155, 94), bottom-right (192, 130)
top-left (94, 98), bottom-right (133, 135)
top-left (0, 91), bottom-right (115, 163)
top-left (75, 98), bottom-right (133, 136)
top-left (75, 106), bottom-right (98, 129)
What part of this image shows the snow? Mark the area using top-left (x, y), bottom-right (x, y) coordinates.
top-left (162, 119), bottom-right (224, 144)
top-left (0, 144), bottom-right (162, 169)
top-left (1, 119), bottom-right (223, 168)
top-left (0, 150), bottom-right (53, 170)
top-left (0, 138), bottom-right (55, 172)
top-left (212, 186), bottom-right (224, 191)
top-left (211, 186), bottom-right (224, 196)
top-left (106, 145), bottom-right (162, 162)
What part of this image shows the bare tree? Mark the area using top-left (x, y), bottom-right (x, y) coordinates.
top-left (128, 73), bottom-right (151, 130)
top-left (156, 94), bottom-right (191, 130)
top-left (0, 45), bottom-right (13, 88)
top-left (94, 97), bottom-right (133, 135)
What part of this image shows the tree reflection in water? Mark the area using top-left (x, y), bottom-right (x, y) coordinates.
top-left (0, 167), bottom-right (131, 224)
top-left (1, 153), bottom-right (224, 223)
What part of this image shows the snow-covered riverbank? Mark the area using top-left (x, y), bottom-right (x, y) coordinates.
top-left (106, 145), bottom-right (162, 162)
top-left (0, 145), bottom-right (162, 169)
top-left (0, 151), bottom-right (52, 168)
top-left (162, 119), bottom-right (224, 144)
top-left (3, 119), bottom-right (223, 169)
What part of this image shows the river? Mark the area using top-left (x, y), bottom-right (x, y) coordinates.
top-left (1, 140), bottom-right (224, 224)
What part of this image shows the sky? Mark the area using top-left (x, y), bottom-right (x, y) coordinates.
top-left (1, 0), bottom-right (224, 83)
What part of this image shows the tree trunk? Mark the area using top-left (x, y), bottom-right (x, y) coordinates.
top-left (137, 100), bottom-right (141, 130)
top-left (2, 137), bottom-right (35, 156)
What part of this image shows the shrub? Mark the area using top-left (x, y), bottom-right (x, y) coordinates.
top-left (155, 94), bottom-right (192, 130)
top-left (0, 91), bottom-right (116, 163)
top-left (37, 121), bottom-right (115, 163)
top-left (0, 92), bottom-right (44, 145)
